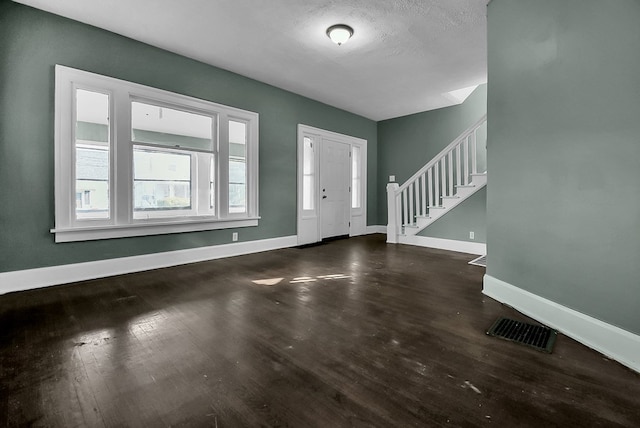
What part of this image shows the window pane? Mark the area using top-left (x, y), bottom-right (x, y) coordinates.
top-left (131, 101), bottom-right (213, 151)
top-left (210, 156), bottom-right (216, 210)
top-left (229, 120), bottom-right (247, 213)
top-left (229, 160), bottom-right (246, 213)
top-left (75, 89), bottom-right (110, 220)
top-left (133, 148), bottom-right (191, 212)
top-left (351, 146), bottom-right (361, 209)
top-left (302, 137), bottom-right (314, 210)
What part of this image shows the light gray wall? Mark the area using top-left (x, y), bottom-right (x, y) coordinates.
top-left (0, 1), bottom-right (377, 273)
top-left (487, 0), bottom-right (640, 334)
top-left (377, 85), bottom-right (487, 243)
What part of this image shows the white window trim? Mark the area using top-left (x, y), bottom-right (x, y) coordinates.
top-left (52, 65), bottom-right (259, 243)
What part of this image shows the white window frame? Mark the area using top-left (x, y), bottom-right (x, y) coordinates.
top-left (226, 116), bottom-right (253, 218)
top-left (52, 65), bottom-right (259, 243)
top-left (130, 145), bottom-right (201, 220)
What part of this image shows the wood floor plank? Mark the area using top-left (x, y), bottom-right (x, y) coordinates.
top-left (1, 234), bottom-right (639, 427)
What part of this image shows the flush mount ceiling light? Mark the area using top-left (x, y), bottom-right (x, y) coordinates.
top-left (326, 24), bottom-right (354, 46)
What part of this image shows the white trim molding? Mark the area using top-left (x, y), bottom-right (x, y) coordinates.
top-left (0, 235), bottom-right (297, 295)
top-left (483, 274), bottom-right (640, 374)
top-left (366, 225), bottom-right (387, 234)
top-left (398, 235), bottom-right (486, 255)
top-left (51, 218), bottom-right (259, 243)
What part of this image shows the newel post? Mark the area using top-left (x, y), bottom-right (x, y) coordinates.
top-left (386, 182), bottom-right (400, 244)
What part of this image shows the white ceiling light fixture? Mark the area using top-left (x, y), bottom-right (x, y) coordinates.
top-left (326, 24), bottom-right (354, 46)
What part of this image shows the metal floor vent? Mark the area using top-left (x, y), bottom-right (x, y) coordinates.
top-left (469, 255), bottom-right (486, 267)
top-left (487, 317), bottom-right (557, 353)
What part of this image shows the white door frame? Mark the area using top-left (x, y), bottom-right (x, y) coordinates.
top-left (297, 124), bottom-right (367, 245)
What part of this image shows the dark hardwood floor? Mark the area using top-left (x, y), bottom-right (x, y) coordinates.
top-left (1, 234), bottom-right (639, 427)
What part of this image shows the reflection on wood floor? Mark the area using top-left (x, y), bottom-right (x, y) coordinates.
top-left (1, 234), bottom-right (639, 426)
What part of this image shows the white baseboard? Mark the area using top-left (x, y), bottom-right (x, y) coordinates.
top-left (0, 235), bottom-right (298, 295)
top-left (483, 274), bottom-right (640, 374)
top-left (366, 225), bottom-right (387, 234)
top-left (398, 235), bottom-right (486, 255)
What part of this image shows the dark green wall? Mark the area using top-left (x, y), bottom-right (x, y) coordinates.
top-left (377, 85), bottom-right (487, 242)
top-left (487, 0), bottom-right (640, 334)
top-left (0, 1), bottom-right (377, 272)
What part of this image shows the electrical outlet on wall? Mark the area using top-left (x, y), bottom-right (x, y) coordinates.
top-left (389, 175), bottom-right (396, 182)
top-left (469, 231), bottom-right (475, 240)
top-left (232, 232), bottom-right (238, 242)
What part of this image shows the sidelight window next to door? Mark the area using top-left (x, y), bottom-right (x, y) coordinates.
top-left (302, 136), bottom-right (315, 211)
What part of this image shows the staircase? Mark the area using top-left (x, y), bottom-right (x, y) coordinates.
top-left (387, 115), bottom-right (487, 243)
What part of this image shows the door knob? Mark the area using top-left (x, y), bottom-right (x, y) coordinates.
top-left (322, 195), bottom-right (327, 199)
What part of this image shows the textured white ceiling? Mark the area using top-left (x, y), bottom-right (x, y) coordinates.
top-left (15, 0), bottom-right (488, 121)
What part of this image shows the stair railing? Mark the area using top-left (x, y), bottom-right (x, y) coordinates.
top-left (387, 114), bottom-right (487, 243)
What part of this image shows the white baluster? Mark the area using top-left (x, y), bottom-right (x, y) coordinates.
top-left (448, 152), bottom-right (453, 196)
top-left (409, 182), bottom-right (414, 225)
top-left (456, 145), bottom-right (461, 188)
top-left (428, 168), bottom-right (433, 207)
top-left (441, 158), bottom-right (446, 197)
top-left (421, 173), bottom-right (427, 216)
top-left (402, 189), bottom-right (408, 226)
top-left (464, 136), bottom-right (469, 185)
top-left (471, 130), bottom-right (477, 175)
top-left (415, 179), bottom-right (421, 217)
top-left (434, 162), bottom-right (440, 206)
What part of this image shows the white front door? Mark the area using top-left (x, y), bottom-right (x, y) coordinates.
top-left (320, 139), bottom-right (351, 239)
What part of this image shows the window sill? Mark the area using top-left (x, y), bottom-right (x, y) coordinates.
top-left (51, 217), bottom-right (260, 243)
